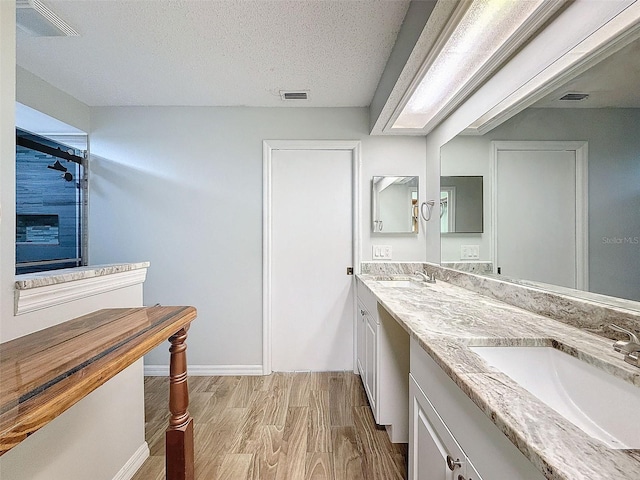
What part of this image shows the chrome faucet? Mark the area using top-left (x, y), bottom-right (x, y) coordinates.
top-left (610, 324), bottom-right (640, 367)
top-left (414, 271), bottom-right (429, 282)
top-left (414, 270), bottom-right (436, 284)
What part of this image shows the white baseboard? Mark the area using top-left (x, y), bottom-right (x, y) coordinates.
top-left (144, 364), bottom-right (264, 376)
top-left (112, 442), bottom-right (149, 480)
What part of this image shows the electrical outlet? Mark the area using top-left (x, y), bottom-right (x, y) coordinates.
top-left (372, 245), bottom-right (392, 259)
top-left (461, 245), bottom-right (480, 260)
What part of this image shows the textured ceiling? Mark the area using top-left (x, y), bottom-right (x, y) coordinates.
top-left (17, 0), bottom-right (410, 107)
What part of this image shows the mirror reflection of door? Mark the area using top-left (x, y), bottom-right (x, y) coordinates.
top-left (493, 142), bottom-right (588, 290)
top-left (440, 176), bottom-right (482, 233)
top-left (440, 187), bottom-right (455, 233)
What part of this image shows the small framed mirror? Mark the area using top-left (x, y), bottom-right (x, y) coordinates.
top-left (440, 176), bottom-right (483, 234)
top-left (372, 176), bottom-right (419, 234)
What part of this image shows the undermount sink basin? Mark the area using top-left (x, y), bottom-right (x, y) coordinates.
top-left (376, 280), bottom-right (419, 288)
top-left (470, 345), bottom-right (640, 449)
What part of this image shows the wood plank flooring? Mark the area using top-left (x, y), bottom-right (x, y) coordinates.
top-left (132, 372), bottom-right (407, 480)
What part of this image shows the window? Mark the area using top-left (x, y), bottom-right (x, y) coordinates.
top-left (15, 129), bottom-right (87, 274)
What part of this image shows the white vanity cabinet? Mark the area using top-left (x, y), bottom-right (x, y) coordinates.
top-left (409, 337), bottom-right (545, 480)
top-left (357, 299), bottom-right (377, 411)
top-left (409, 374), bottom-right (479, 480)
top-left (356, 279), bottom-right (410, 443)
top-left (356, 301), bottom-right (366, 376)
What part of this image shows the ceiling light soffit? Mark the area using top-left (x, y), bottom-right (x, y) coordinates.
top-left (389, 0), bottom-right (566, 133)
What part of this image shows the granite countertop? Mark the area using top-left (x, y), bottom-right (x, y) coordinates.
top-left (15, 262), bottom-right (150, 290)
top-left (357, 273), bottom-right (640, 480)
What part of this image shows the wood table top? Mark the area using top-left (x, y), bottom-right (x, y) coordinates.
top-left (0, 306), bottom-right (197, 456)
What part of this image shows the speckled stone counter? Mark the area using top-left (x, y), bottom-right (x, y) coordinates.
top-left (15, 262), bottom-right (151, 290)
top-left (362, 261), bottom-right (640, 341)
top-left (357, 274), bottom-right (640, 480)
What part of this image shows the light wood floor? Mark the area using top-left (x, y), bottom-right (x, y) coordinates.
top-left (132, 372), bottom-right (407, 480)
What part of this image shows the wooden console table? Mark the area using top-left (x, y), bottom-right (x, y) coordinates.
top-left (0, 306), bottom-right (197, 480)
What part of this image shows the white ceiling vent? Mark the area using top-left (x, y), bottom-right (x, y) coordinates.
top-left (559, 93), bottom-right (590, 101)
top-left (16, 0), bottom-right (79, 37)
top-left (280, 90), bottom-right (310, 101)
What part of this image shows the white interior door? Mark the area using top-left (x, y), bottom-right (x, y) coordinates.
top-left (496, 148), bottom-right (577, 288)
top-left (270, 148), bottom-right (354, 371)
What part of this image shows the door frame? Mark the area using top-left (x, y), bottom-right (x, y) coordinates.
top-left (262, 140), bottom-right (362, 375)
top-left (491, 141), bottom-right (589, 290)
top-left (440, 186), bottom-right (456, 233)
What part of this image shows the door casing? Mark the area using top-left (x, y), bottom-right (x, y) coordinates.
top-left (491, 140), bottom-right (588, 290)
top-left (262, 140), bottom-right (362, 374)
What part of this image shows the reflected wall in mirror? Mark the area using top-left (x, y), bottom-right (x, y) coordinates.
top-left (440, 176), bottom-right (483, 234)
top-left (440, 36), bottom-right (640, 303)
top-left (372, 176), bottom-right (419, 234)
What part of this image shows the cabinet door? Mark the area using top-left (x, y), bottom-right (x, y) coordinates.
top-left (409, 375), bottom-right (466, 480)
top-left (461, 459), bottom-right (484, 480)
top-left (364, 316), bottom-right (377, 411)
top-left (356, 302), bottom-right (366, 376)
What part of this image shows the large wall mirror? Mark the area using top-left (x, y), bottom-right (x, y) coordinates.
top-left (441, 35), bottom-right (640, 304)
top-left (372, 176), bottom-right (419, 234)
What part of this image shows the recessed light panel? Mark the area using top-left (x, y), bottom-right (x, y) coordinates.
top-left (392, 0), bottom-right (550, 131)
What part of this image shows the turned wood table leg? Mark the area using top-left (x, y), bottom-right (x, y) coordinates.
top-left (166, 327), bottom-right (194, 480)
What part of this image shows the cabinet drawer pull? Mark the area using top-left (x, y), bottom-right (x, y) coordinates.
top-left (360, 309), bottom-right (366, 315)
top-left (446, 455), bottom-right (462, 471)
top-left (457, 475), bottom-right (466, 480)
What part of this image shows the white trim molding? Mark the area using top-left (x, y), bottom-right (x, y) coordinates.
top-left (144, 364), bottom-right (264, 376)
top-left (112, 442), bottom-right (149, 480)
top-left (465, 4), bottom-right (640, 135)
top-left (382, 0), bottom-right (566, 135)
top-left (15, 268), bottom-right (148, 315)
top-left (490, 141), bottom-right (589, 291)
top-left (262, 140), bottom-right (362, 375)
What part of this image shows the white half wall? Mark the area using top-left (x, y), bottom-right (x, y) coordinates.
top-left (88, 107), bottom-right (427, 368)
top-left (0, 281), bottom-right (147, 480)
top-left (0, 360), bottom-right (146, 480)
